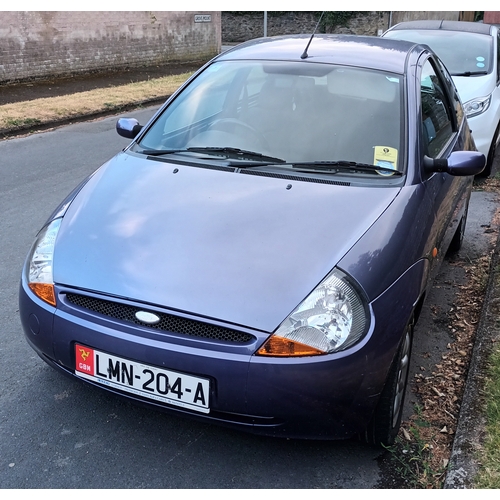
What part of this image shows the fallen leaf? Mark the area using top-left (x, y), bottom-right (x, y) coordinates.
top-left (432, 387), bottom-right (445, 397)
top-left (402, 428), bottom-right (411, 441)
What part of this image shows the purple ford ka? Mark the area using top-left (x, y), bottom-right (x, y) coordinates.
top-left (19, 34), bottom-right (485, 446)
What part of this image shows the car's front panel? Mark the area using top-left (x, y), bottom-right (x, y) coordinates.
top-left (20, 267), bottom-right (416, 439)
top-left (20, 226), bottom-right (433, 439)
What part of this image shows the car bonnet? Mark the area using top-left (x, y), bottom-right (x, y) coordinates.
top-left (53, 152), bottom-right (400, 332)
top-left (452, 74), bottom-right (496, 104)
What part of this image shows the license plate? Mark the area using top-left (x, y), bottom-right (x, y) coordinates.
top-left (74, 344), bottom-right (210, 413)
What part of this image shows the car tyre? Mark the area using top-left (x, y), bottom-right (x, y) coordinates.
top-left (362, 316), bottom-right (414, 447)
top-left (448, 199), bottom-right (469, 254)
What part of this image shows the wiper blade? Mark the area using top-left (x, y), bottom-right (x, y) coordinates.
top-left (186, 147), bottom-right (286, 164)
top-left (291, 160), bottom-right (402, 176)
top-left (451, 71), bottom-right (488, 77)
top-left (138, 146), bottom-right (286, 164)
top-left (138, 148), bottom-right (189, 156)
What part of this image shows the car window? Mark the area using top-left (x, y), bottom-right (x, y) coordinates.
top-left (434, 57), bottom-right (464, 128)
top-left (421, 59), bottom-right (454, 157)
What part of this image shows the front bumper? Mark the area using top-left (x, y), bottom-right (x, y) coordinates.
top-left (468, 108), bottom-right (499, 157)
top-left (19, 266), bottom-right (416, 440)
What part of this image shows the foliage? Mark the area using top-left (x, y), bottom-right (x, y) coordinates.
top-left (474, 343), bottom-right (500, 488)
top-left (5, 117), bottom-right (41, 127)
top-left (319, 12), bottom-right (359, 30)
top-left (383, 405), bottom-right (447, 488)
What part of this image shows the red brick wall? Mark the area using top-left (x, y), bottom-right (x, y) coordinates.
top-left (484, 12), bottom-right (500, 24)
top-left (0, 11), bottom-right (221, 84)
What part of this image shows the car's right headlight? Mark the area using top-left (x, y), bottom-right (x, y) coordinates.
top-left (257, 268), bottom-right (369, 357)
top-left (464, 95), bottom-right (491, 118)
top-left (26, 218), bottom-right (61, 306)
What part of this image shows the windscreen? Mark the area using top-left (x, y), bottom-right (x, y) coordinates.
top-left (384, 29), bottom-right (493, 75)
top-left (138, 60), bottom-right (403, 171)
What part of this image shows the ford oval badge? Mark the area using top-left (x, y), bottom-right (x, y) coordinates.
top-left (135, 311), bottom-right (161, 325)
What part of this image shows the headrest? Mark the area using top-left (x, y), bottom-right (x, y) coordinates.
top-left (327, 69), bottom-right (398, 102)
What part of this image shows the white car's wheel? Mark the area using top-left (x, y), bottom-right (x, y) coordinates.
top-left (479, 122), bottom-right (500, 177)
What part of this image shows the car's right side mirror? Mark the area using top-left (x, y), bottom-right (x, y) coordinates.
top-left (424, 151), bottom-right (486, 176)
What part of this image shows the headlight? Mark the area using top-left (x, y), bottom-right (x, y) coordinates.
top-left (26, 218), bottom-right (61, 306)
top-left (464, 95), bottom-right (491, 118)
top-left (257, 268), bottom-right (369, 357)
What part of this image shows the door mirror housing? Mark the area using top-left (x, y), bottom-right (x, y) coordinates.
top-left (116, 118), bottom-right (143, 139)
top-left (424, 151), bottom-right (486, 176)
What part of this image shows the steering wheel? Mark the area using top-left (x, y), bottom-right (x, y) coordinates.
top-left (209, 118), bottom-right (270, 150)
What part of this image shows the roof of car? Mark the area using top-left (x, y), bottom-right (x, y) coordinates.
top-left (216, 34), bottom-right (426, 75)
top-left (388, 20), bottom-right (493, 35)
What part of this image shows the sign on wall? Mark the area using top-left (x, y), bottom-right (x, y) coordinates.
top-left (194, 15), bottom-right (212, 23)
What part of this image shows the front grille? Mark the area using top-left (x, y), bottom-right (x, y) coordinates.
top-left (65, 293), bottom-right (254, 344)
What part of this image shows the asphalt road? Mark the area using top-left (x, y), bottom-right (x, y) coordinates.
top-left (1, 108), bottom-right (498, 488)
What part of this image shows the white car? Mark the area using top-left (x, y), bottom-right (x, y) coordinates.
top-left (383, 20), bottom-right (500, 176)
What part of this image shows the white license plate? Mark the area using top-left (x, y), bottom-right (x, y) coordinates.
top-left (74, 344), bottom-right (210, 413)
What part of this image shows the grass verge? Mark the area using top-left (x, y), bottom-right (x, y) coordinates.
top-left (474, 173), bottom-right (500, 489)
top-left (0, 72), bottom-right (193, 132)
top-left (475, 342), bottom-right (500, 488)
top-left (383, 404), bottom-right (448, 488)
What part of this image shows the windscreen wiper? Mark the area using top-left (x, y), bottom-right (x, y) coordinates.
top-left (185, 147), bottom-right (286, 164)
top-left (139, 148), bottom-right (189, 156)
top-left (291, 160), bottom-right (402, 176)
top-left (138, 146), bottom-right (286, 164)
top-left (450, 71), bottom-right (488, 77)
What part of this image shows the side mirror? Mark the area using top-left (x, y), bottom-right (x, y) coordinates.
top-left (116, 118), bottom-right (143, 139)
top-left (423, 151), bottom-right (486, 176)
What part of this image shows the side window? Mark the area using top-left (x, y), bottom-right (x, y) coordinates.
top-left (420, 60), bottom-right (454, 157)
top-left (435, 57), bottom-right (464, 129)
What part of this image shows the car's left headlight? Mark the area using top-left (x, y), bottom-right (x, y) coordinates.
top-left (464, 95), bottom-right (491, 118)
top-left (26, 218), bottom-right (61, 306)
top-left (257, 268), bottom-right (369, 357)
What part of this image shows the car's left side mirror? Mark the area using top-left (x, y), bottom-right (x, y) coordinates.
top-left (424, 151), bottom-right (486, 176)
top-left (116, 118), bottom-right (143, 139)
